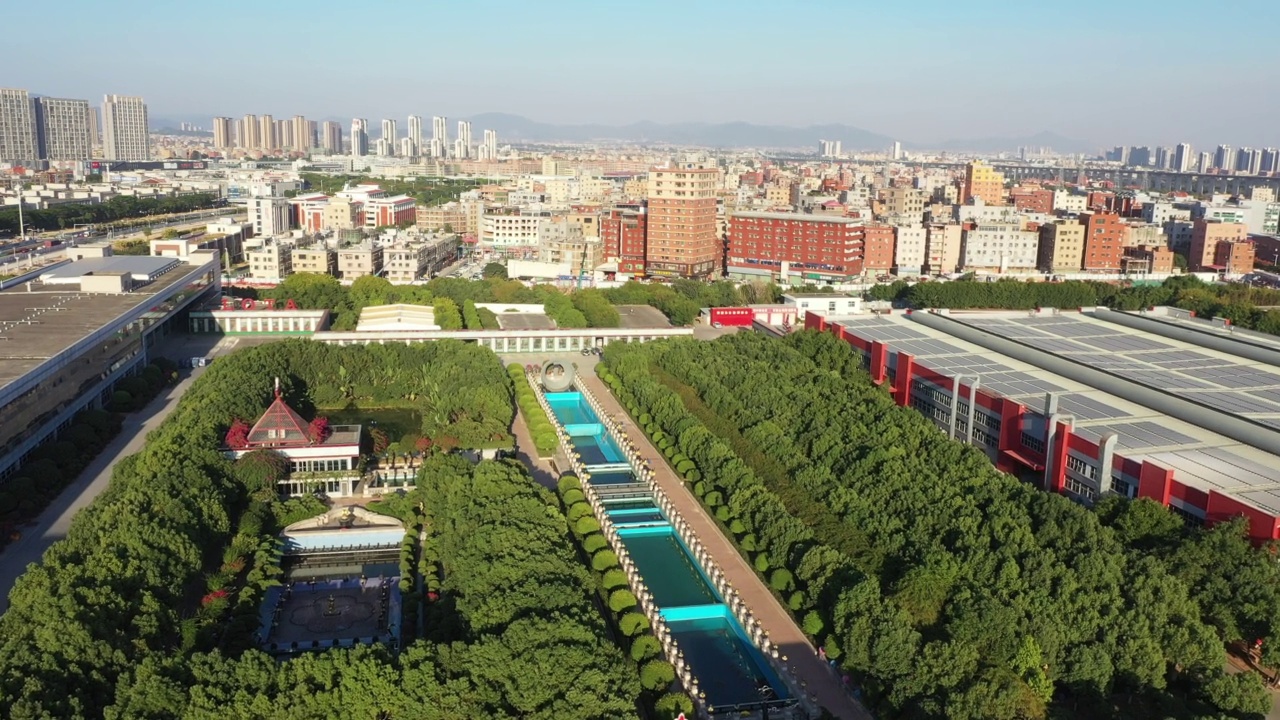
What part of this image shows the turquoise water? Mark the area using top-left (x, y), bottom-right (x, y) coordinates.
top-left (669, 614), bottom-right (792, 709)
top-left (547, 387), bottom-right (790, 704)
top-left (588, 469), bottom-right (639, 485)
top-left (618, 526), bottom-right (719, 608)
top-left (604, 499), bottom-right (658, 511)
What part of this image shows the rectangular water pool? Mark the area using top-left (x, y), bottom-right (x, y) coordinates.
top-left (668, 615), bottom-right (791, 709)
top-left (545, 391), bottom-right (595, 425)
top-left (569, 433), bottom-right (624, 466)
top-left (618, 526), bottom-right (718, 607)
top-left (603, 499), bottom-right (658, 511)
top-left (588, 469), bottom-right (638, 485)
top-left (612, 510), bottom-right (666, 524)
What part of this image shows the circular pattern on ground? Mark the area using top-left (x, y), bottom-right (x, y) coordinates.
top-left (289, 595), bottom-right (376, 634)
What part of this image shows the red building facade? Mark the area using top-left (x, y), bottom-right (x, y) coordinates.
top-left (1080, 211), bottom-right (1127, 271)
top-left (727, 212), bottom-right (866, 280)
top-left (601, 204), bottom-right (648, 275)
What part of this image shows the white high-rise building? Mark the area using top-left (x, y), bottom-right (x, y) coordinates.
top-left (0, 88), bottom-right (38, 166)
top-left (321, 121), bottom-right (342, 154)
top-left (431, 116), bottom-right (448, 158)
top-left (456, 120), bottom-right (472, 159)
top-left (248, 196), bottom-right (291, 237)
top-left (1198, 151), bottom-right (1214, 173)
top-left (381, 119), bottom-right (397, 150)
top-left (212, 117), bottom-right (234, 149)
top-left (101, 94), bottom-right (149, 161)
top-left (291, 115), bottom-right (310, 152)
top-left (399, 137), bottom-right (415, 157)
top-left (258, 114), bottom-right (277, 151)
top-left (1173, 143), bottom-right (1192, 172)
top-left (453, 138), bottom-right (467, 160)
top-left (891, 140), bottom-right (903, 160)
top-left (375, 138), bottom-right (391, 157)
top-left (483, 129), bottom-right (497, 160)
top-left (406, 115), bottom-right (423, 156)
top-left (351, 118), bottom-right (369, 157)
top-left (239, 114), bottom-right (259, 150)
top-left (277, 120), bottom-right (294, 151)
top-left (33, 96), bottom-right (91, 161)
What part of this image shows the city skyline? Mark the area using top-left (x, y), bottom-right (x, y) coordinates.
top-left (9, 0), bottom-right (1280, 149)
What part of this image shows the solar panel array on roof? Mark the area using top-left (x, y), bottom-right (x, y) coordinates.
top-left (958, 314), bottom-right (1280, 421)
top-left (1055, 394), bottom-right (1129, 420)
top-left (1074, 421), bottom-right (1199, 451)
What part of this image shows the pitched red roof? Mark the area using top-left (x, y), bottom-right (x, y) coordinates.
top-left (246, 394), bottom-right (311, 447)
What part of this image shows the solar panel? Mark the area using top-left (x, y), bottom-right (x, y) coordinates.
top-left (1056, 394), bottom-right (1128, 420)
top-left (1184, 391), bottom-right (1280, 415)
top-left (1076, 421), bottom-right (1198, 450)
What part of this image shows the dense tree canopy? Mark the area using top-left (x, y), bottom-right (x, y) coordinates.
top-left (0, 333), bottom-right (651, 718)
top-left (599, 331), bottom-right (1249, 719)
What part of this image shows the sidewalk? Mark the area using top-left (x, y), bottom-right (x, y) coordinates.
top-left (510, 406), bottom-right (562, 491)
top-left (578, 372), bottom-right (874, 720)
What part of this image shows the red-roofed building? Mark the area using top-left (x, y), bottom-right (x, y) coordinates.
top-left (228, 383), bottom-right (364, 496)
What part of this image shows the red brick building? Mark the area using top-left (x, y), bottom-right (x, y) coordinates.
top-left (861, 223), bottom-right (897, 274)
top-left (1214, 239), bottom-right (1256, 275)
top-left (1010, 187), bottom-right (1054, 214)
top-left (727, 211), bottom-right (866, 281)
top-left (1079, 211), bottom-right (1127, 271)
top-left (601, 203), bottom-right (647, 275)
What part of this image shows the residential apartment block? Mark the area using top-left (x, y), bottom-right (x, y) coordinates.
top-left (646, 165), bottom-right (720, 278)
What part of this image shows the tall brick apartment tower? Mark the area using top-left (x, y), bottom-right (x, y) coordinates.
top-left (645, 164), bottom-right (721, 278)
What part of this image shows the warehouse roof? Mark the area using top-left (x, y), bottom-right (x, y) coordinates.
top-left (826, 309), bottom-right (1280, 515)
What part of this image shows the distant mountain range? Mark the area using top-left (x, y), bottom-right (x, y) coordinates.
top-left (149, 111), bottom-right (1092, 154)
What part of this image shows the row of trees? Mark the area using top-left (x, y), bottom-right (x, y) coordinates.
top-left (237, 271), bottom-right (784, 333)
top-left (0, 193), bottom-right (221, 235)
top-left (871, 275), bottom-right (1280, 339)
top-left (600, 332), bottom-right (1262, 720)
top-left (509, 364), bottom-right (558, 456)
top-left (0, 357), bottom-right (176, 548)
top-left (555, 475), bottom-right (691, 718)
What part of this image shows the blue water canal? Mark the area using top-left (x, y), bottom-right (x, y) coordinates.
top-left (545, 391), bottom-right (790, 711)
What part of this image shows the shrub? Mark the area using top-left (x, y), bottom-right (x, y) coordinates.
top-left (823, 636), bottom-right (842, 661)
top-left (685, 469), bottom-right (701, 483)
top-left (630, 634), bottom-right (662, 662)
top-left (714, 506), bottom-right (731, 522)
top-left (693, 481), bottom-right (707, 497)
top-left (704, 491), bottom-right (723, 507)
top-left (788, 591), bottom-right (807, 611)
top-left (567, 502), bottom-right (594, 523)
top-left (753, 552), bottom-right (769, 573)
top-left (654, 692), bottom-right (694, 720)
top-left (608, 589), bottom-right (638, 614)
top-left (803, 611), bottom-right (825, 637)
top-left (574, 516), bottom-right (601, 537)
top-left (561, 488), bottom-right (586, 506)
top-left (770, 568), bottom-right (795, 592)
top-left (729, 519), bottom-right (747, 535)
top-left (557, 475), bottom-right (581, 494)
top-left (582, 533), bottom-right (609, 555)
top-left (592, 550), bottom-right (619, 572)
top-left (601, 568), bottom-right (628, 590)
top-left (639, 660), bottom-right (676, 692)
top-left (741, 534), bottom-right (758, 551)
top-left (619, 612), bottom-right (650, 637)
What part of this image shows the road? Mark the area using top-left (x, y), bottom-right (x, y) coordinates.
top-left (0, 334), bottom-right (239, 613)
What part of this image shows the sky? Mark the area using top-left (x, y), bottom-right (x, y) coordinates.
top-left (7, 0), bottom-right (1280, 149)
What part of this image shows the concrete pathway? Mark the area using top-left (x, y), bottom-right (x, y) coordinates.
top-left (578, 371), bottom-right (875, 720)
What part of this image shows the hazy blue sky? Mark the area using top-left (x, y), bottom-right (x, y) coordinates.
top-left (8, 0), bottom-right (1279, 147)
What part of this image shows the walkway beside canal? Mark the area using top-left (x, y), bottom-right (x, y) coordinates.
top-left (577, 371), bottom-right (875, 720)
